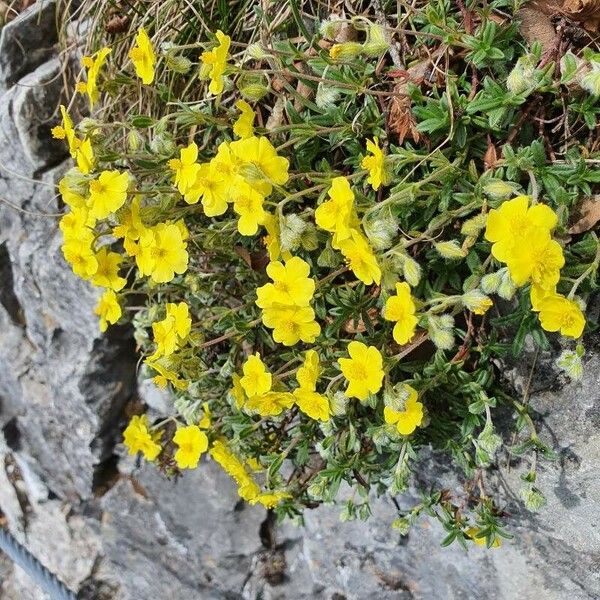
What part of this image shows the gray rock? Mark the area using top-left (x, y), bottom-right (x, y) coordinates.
top-left (0, 0), bottom-right (58, 96)
top-left (13, 57), bottom-right (69, 170)
top-left (1, 3), bottom-right (600, 599)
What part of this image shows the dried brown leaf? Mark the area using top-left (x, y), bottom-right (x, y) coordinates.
top-left (387, 60), bottom-right (433, 145)
top-left (562, 0), bottom-right (600, 31)
top-left (388, 90), bottom-right (421, 145)
top-left (483, 138), bottom-right (500, 170)
top-left (517, 5), bottom-right (558, 50)
top-left (105, 14), bottom-right (129, 35)
top-left (568, 196), bottom-right (600, 234)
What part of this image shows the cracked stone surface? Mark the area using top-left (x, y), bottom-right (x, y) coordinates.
top-left (1, 2), bottom-right (599, 599)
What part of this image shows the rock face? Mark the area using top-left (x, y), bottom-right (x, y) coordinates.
top-left (0, 3), bottom-right (599, 600)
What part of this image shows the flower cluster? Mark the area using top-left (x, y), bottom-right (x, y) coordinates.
top-left (484, 196), bottom-right (585, 338)
top-left (50, 11), bottom-right (597, 549)
top-left (256, 257), bottom-right (320, 346)
top-left (316, 176), bottom-right (381, 285)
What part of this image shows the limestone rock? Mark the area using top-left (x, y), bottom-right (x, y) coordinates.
top-left (0, 0), bottom-right (58, 96)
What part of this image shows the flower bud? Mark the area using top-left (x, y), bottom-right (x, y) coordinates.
top-left (319, 17), bottom-right (344, 39)
top-left (127, 129), bottom-right (144, 152)
top-left (383, 382), bottom-right (412, 411)
top-left (434, 240), bottom-right (467, 260)
top-left (521, 485), bottom-right (546, 512)
top-left (364, 215), bottom-right (396, 250)
top-left (239, 82), bottom-right (270, 101)
top-left (150, 132), bottom-right (176, 156)
top-left (506, 55), bottom-right (535, 94)
top-left (279, 213), bottom-right (307, 253)
top-left (330, 391), bottom-right (348, 416)
top-left (462, 289), bottom-right (493, 315)
top-left (363, 23), bottom-right (390, 57)
top-left (481, 271), bottom-right (503, 294)
top-left (78, 117), bottom-right (100, 136)
top-left (329, 42), bottom-right (363, 60)
top-left (166, 54), bottom-right (192, 74)
top-left (497, 270), bottom-right (516, 300)
top-left (477, 422), bottom-right (502, 455)
top-left (483, 179), bottom-right (518, 199)
top-left (402, 256), bottom-right (422, 287)
top-left (245, 42), bottom-right (270, 60)
top-left (60, 168), bottom-right (89, 196)
top-left (461, 213), bottom-right (487, 237)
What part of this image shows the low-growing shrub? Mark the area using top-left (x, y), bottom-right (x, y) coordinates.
top-left (54, 0), bottom-right (599, 548)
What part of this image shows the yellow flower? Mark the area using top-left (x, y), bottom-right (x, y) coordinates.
top-left (252, 491), bottom-right (291, 508)
top-left (315, 177), bottom-right (357, 247)
top-left (146, 360), bottom-right (188, 390)
top-left (236, 475), bottom-right (261, 502)
top-left (339, 341), bottom-right (384, 400)
top-left (198, 402), bottom-right (212, 429)
top-left (229, 135), bottom-right (289, 192)
top-left (80, 47), bottom-right (111, 108)
top-left (530, 284), bottom-right (554, 312)
top-left (123, 415), bottom-right (161, 461)
top-left (230, 373), bottom-right (247, 409)
top-left (484, 195), bottom-right (557, 263)
top-left (151, 304), bottom-right (190, 359)
top-left (185, 162), bottom-right (229, 214)
top-left (209, 440), bottom-right (261, 502)
top-left (293, 350), bottom-right (329, 421)
top-left (262, 305), bottom-right (321, 346)
top-left (173, 425), bottom-right (208, 469)
top-left (200, 30), bottom-right (230, 95)
top-left (256, 257), bottom-right (315, 308)
top-left (505, 230), bottom-right (564, 288)
top-left (296, 349), bottom-right (320, 390)
top-left (62, 238), bottom-right (98, 279)
top-left (466, 527), bottom-right (502, 548)
top-left (112, 196), bottom-right (146, 256)
top-left (338, 230), bottom-right (381, 286)
top-left (89, 170), bottom-right (129, 219)
top-left (91, 247), bottom-right (126, 291)
top-left (262, 212), bottom-right (290, 262)
top-left (383, 385), bottom-right (424, 435)
top-left (361, 138), bottom-right (389, 191)
top-left (231, 180), bottom-right (266, 235)
top-left (384, 282), bottom-right (418, 345)
top-left (212, 141), bottom-right (244, 191)
top-left (233, 100), bottom-right (255, 139)
top-left (75, 137), bottom-right (95, 175)
top-left (538, 294), bottom-right (585, 338)
top-left (168, 143), bottom-right (201, 195)
top-left (166, 302), bottom-right (191, 340)
top-left (136, 222), bottom-right (189, 283)
top-left (240, 353), bottom-right (272, 397)
top-left (294, 389), bottom-right (330, 421)
top-left (245, 391), bottom-right (295, 416)
top-left (59, 207), bottom-right (95, 242)
top-left (151, 317), bottom-right (178, 358)
top-left (129, 27), bottom-right (156, 85)
top-left (94, 289), bottom-right (122, 332)
top-left (54, 105), bottom-right (76, 155)
top-left (58, 174), bottom-right (87, 209)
